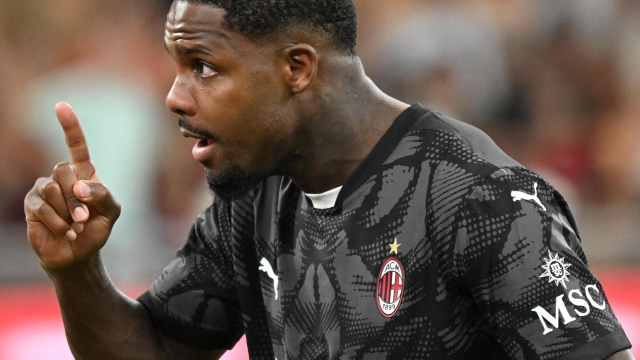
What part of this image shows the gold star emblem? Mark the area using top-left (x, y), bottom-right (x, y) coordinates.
top-left (388, 238), bottom-right (401, 255)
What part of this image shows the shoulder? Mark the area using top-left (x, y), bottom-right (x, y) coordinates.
top-left (410, 109), bottom-right (560, 205)
top-left (410, 110), bottom-right (576, 239)
top-left (411, 108), bottom-right (521, 170)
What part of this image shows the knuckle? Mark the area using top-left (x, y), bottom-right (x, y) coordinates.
top-left (34, 176), bottom-right (52, 190)
top-left (67, 136), bottom-right (86, 149)
top-left (32, 201), bottom-right (47, 218)
top-left (25, 184), bottom-right (38, 202)
top-left (52, 162), bottom-right (74, 182)
top-left (25, 184), bottom-right (44, 205)
top-left (91, 183), bottom-right (108, 199)
top-left (24, 193), bottom-right (38, 215)
top-left (52, 162), bottom-right (71, 174)
top-left (42, 180), bottom-right (61, 197)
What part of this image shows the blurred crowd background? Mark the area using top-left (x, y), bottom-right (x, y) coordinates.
top-left (1, 0), bottom-right (640, 356)
top-left (1, 0), bottom-right (640, 358)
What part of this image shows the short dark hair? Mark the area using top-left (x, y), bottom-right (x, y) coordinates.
top-left (182, 0), bottom-right (358, 53)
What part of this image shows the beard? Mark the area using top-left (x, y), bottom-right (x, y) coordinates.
top-left (205, 165), bottom-right (267, 202)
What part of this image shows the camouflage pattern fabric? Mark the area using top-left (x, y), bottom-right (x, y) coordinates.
top-left (139, 104), bottom-right (631, 359)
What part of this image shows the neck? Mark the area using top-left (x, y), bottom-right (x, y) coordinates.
top-left (285, 57), bottom-right (409, 194)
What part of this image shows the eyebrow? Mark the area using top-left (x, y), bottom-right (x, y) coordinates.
top-left (163, 40), bottom-right (213, 56)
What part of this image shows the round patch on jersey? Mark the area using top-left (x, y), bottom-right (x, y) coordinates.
top-left (376, 256), bottom-right (405, 318)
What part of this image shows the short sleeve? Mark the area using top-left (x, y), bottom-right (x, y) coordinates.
top-left (137, 200), bottom-right (244, 351)
top-left (453, 168), bottom-right (631, 360)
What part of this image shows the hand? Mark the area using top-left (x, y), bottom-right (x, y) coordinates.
top-left (24, 103), bottom-right (121, 270)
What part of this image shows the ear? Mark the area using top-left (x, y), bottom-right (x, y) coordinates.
top-left (281, 44), bottom-right (318, 94)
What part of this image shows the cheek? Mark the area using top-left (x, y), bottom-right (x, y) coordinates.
top-left (198, 69), bottom-right (288, 145)
top-left (194, 82), bottom-right (252, 133)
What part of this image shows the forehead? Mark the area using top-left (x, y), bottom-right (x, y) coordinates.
top-left (166, 1), bottom-right (224, 33)
top-left (165, 1), bottom-right (254, 53)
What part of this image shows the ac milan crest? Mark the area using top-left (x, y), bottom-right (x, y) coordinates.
top-left (376, 256), bottom-right (405, 318)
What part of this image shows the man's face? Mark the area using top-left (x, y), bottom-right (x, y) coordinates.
top-left (164, 1), bottom-right (297, 199)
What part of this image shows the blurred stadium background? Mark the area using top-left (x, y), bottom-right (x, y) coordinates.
top-left (1, 0), bottom-right (639, 358)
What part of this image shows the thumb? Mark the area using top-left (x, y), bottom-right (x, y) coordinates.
top-left (73, 181), bottom-right (121, 221)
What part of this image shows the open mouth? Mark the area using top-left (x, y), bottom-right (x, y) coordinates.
top-left (196, 138), bottom-right (215, 147)
top-left (180, 128), bottom-right (217, 162)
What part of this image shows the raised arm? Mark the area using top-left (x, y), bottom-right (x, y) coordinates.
top-left (24, 103), bottom-right (224, 360)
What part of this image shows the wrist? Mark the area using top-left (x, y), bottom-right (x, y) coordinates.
top-left (44, 253), bottom-right (108, 289)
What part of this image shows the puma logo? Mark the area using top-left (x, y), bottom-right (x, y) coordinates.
top-left (511, 182), bottom-right (546, 211)
top-left (259, 258), bottom-right (279, 300)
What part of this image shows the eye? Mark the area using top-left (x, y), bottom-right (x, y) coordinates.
top-left (195, 61), bottom-right (217, 78)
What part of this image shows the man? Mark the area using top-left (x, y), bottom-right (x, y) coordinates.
top-left (23, 0), bottom-right (633, 359)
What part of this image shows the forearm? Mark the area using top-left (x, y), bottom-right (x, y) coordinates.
top-left (48, 253), bottom-right (166, 360)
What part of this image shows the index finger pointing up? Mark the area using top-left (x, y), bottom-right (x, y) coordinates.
top-left (54, 102), bottom-right (97, 180)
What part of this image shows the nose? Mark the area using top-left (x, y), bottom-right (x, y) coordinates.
top-left (166, 75), bottom-right (196, 116)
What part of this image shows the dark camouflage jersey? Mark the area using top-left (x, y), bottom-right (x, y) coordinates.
top-left (139, 104), bottom-right (631, 359)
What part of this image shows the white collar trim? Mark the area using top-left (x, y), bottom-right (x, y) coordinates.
top-left (304, 186), bottom-right (342, 209)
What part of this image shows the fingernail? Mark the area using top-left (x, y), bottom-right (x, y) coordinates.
top-left (73, 206), bottom-right (87, 222)
top-left (78, 182), bottom-right (91, 198)
top-left (71, 222), bottom-right (84, 234)
top-left (65, 229), bottom-right (77, 241)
